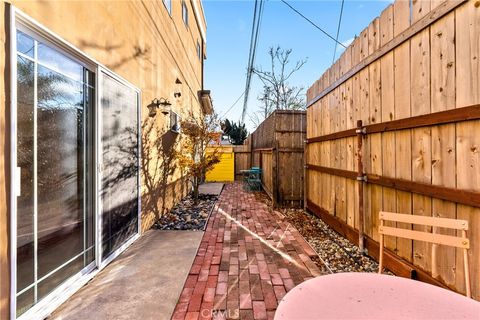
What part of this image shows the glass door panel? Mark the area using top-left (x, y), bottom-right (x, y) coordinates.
top-left (100, 73), bottom-right (139, 259)
top-left (15, 30), bottom-right (95, 316)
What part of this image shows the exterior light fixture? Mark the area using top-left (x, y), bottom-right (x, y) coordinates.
top-left (174, 78), bottom-right (182, 98)
top-left (147, 97), bottom-right (172, 117)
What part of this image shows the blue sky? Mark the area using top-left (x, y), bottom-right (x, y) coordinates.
top-left (203, 0), bottom-right (392, 131)
top-left (203, 0), bottom-right (390, 131)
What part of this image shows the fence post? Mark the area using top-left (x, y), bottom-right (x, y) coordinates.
top-left (356, 120), bottom-right (366, 254)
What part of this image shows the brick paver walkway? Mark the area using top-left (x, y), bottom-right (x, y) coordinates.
top-left (172, 183), bottom-right (324, 320)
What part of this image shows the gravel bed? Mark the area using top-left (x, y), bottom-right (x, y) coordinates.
top-left (279, 207), bottom-right (383, 273)
top-left (254, 193), bottom-right (391, 274)
top-left (153, 193), bottom-right (217, 231)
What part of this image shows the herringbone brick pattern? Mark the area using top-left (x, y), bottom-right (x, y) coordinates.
top-left (172, 183), bottom-right (324, 320)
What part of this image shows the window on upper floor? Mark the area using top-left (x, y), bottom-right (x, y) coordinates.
top-left (182, 1), bottom-right (188, 27)
top-left (197, 40), bottom-right (201, 60)
top-left (163, 0), bottom-right (172, 15)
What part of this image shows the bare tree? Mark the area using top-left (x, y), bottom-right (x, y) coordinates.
top-left (252, 46), bottom-right (307, 126)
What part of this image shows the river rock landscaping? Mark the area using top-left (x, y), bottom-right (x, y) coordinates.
top-left (153, 193), bottom-right (218, 231)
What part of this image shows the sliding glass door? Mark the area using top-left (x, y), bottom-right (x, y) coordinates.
top-left (14, 20), bottom-right (141, 319)
top-left (15, 30), bottom-right (96, 316)
top-left (100, 73), bottom-right (140, 259)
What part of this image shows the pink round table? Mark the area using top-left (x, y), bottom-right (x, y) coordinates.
top-left (274, 273), bottom-right (480, 319)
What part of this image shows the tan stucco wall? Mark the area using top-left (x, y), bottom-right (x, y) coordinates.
top-left (0, 0), bottom-right (207, 317)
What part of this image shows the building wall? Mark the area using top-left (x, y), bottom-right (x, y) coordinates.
top-left (0, 1), bottom-right (208, 318)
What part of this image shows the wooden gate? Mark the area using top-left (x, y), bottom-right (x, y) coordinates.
top-left (250, 110), bottom-right (306, 208)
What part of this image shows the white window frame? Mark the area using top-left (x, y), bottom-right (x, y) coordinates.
top-left (10, 6), bottom-right (142, 320)
top-left (162, 0), bottom-right (172, 16)
top-left (197, 40), bottom-right (201, 60)
top-left (182, 1), bottom-right (189, 27)
top-left (170, 111), bottom-right (181, 134)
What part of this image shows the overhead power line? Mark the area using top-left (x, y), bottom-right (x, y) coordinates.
top-left (220, 90), bottom-right (245, 119)
top-left (332, 0), bottom-right (346, 63)
top-left (280, 0), bottom-right (346, 49)
top-left (241, 0), bottom-right (265, 125)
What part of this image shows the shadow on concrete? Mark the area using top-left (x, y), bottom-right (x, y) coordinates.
top-left (50, 230), bottom-right (203, 320)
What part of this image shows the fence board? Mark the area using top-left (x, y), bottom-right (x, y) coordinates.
top-left (394, 39), bottom-right (412, 261)
top-left (455, 1), bottom-right (480, 299)
top-left (261, 151), bottom-right (273, 198)
top-left (430, 11), bottom-right (456, 287)
top-left (233, 145), bottom-right (251, 180)
top-left (380, 4), bottom-right (397, 251)
top-left (345, 78), bottom-right (356, 227)
top-left (411, 27), bottom-right (433, 273)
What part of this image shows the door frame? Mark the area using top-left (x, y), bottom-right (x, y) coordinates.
top-left (9, 6), bottom-right (142, 320)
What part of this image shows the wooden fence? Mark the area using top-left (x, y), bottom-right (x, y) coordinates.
top-left (233, 144), bottom-right (251, 180)
top-left (236, 110), bottom-right (306, 207)
top-left (306, 0), bottom-right (479, 299)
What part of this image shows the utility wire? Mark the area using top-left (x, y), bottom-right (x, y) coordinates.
top-left (240, 0), bottom-right (258, 124)
top-left (241, 0), bottom-right (265, 125)
top-left (332, 0), bottom-right (346, 63)
top-left (246, 0), bottom-right (259, 77)
top-left (220, 90), bottom-right (245, 119)
top-left (280, 0), bottom-right (346, 49)
top-left (241, 0), bottom-right (264, 124)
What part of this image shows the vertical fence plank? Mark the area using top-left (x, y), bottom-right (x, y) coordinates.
top-left (412, 0), bottom-right (431, 23)
top-left (368, 18), bottom-right (381, 55)
top-left (313, 104), bottom-right (322, 207)
top-left (330, 88), bottom-right (339, 217)
top-left (345, 78), bottom-right (356, 228)
top-left (360, 28), bottom-right (369, 61)
top-left (379, 4), bottom-right (397, 252)
top-left (369, 59), bottom-right (382, 242)
top-left (411, 27), bottom-right (433, 273)
top-left (352, 68), bottom-right (361, 228)
top-left (456, 0), bottom-right (480, 108)
top-left (393, 0), bottom-right (410, 37)
top-left (338, 84), bottom-right (347, 223)
top-left (366, 17), bottom-right (382, 241)
top-left (455, 0), bottom-right (480, 299)
top-left (456, 124), bottom-right (480, 298)
top-left (394, 0), bottom-right (412, 261)
top-left (430, 11), bottom-right (457, 287)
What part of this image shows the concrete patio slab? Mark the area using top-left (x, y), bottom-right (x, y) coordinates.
top-left (199, 183), bottom-right (224, 196)
top-left (50, 230), bottom-right (203, 320)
